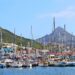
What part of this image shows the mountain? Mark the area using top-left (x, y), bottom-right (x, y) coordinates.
top-left (37, 27), bottom-right (75, 47)
top-left (0, 27), bottom-right (42, 49)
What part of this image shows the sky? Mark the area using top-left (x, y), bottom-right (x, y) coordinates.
top-left (0, 0), bottom-right (75, 39)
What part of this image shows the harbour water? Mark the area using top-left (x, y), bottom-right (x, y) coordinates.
top-left (0, 67), bottom-right (75, 75)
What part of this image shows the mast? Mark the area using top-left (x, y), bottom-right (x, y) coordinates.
top-left (49, 17), bottom-right (55, 50)
top-left (53, 17), bottom-right (56, 51)
top-left (58, 31), bottom-right (60, 52)
top-left (64, 24), bottom-right (66, 49)
top-left (20, 33), bottom-right (22, 48)
top-left (64, 24), bottom-right (66, 31)
top-left (53, 17), bottom-right (55, 32)
top-left (0, 29), bottom-right (2, 44)
top-left (14, 28), bottom-right (16, 45)
top-left (13, 28), bottom-right (16, 54)
top-left (31, 25), bottom-right (34, 48)
top-left (71, 33), bottom-right (73, 50)
top-left (0, 28), bottom-right (3, 48)
top-left (43, 37), bottom-right (45, 49)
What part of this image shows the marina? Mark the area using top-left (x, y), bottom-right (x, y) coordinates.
top-left (0, 48), bottom-right (75, 68)
top-left (0, 25), bottom-right (75, 69)
top-left (0, 0), bottom-right (75, 75)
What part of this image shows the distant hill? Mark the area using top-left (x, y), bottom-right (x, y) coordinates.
top-left (0, 27), bottom-right (42, 49)
top-left (37, 27), bottom-right (75, 48)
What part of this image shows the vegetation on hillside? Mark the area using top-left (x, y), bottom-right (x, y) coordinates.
top-left (0, 27), bottom-right (43, 49)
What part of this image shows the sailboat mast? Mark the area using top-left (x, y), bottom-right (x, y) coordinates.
top-left (64, 25), bottom-right (66, 49)
top-left (13, 28), bottom-right (16, 54)
top-left (53, 17), bottom-right (55, 32)
top-left (58, 31), bottom-right (60, 52)
top-left (53, 17), bottom-right (56, 50)
top-left (0, 28), bottom-right (3, 49)
top-left (43, 37), bottom-right (45, 49)
top-left (49, 17), bottom-right (55, 50)
top-left (20, 33), bottom-right (22, 48)
top-left (14, 28), bottom-right (16, 44)
top-left (71, 33), bottom-right (73, 50)
top-left (64, 24), bottom-right (66, 31)
top-left (0, 29), bottom-right (2, 44)
top-left (31, 25), bottom-right (34, 48)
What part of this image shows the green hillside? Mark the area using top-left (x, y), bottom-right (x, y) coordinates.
top-left (0, 27), bottom-right (43, 49)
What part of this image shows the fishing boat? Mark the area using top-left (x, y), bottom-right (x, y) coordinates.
top-left (55, 61), bottom-right (66, 67)
top-left (11, 61), bottom-right (23, 68)
top-left (66, 61), bottom-right (75, 66)
top-left (22, 64), bottom-right (28, 68)
top-left (0, 64), bottom-right (5, 68)
top-left (38, 63), bottom-right (44, 67)
top-left (4, 59), bottom-right (13, 68)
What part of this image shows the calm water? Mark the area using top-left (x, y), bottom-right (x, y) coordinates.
top-left (0, 67), bottom-right (75, 75)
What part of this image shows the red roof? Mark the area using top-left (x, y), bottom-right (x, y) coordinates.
top-left (48, 51), bottom-right (73, 56)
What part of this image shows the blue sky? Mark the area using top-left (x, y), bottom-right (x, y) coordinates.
top-left (0, 0), bottom-right (75, 39)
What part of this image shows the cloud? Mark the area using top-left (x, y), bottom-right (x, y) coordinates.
top-left (38, 6), bottom-right (75, 19)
